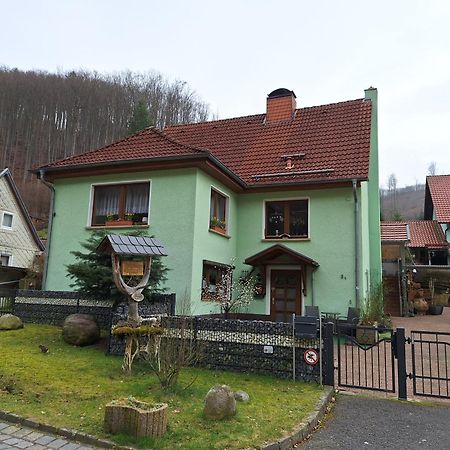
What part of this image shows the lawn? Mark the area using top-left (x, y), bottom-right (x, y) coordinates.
top-left (0, 324), bottom-right (323, 449)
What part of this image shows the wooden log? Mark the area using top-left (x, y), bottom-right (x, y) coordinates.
top-left (104, 399), bottom-right (168, 437)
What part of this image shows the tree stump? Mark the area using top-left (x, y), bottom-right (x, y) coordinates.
top-left (104, 398), bottom-right (168, 437)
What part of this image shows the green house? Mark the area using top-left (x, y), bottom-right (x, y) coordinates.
top-left (37, 88), bottom-right (381, 320)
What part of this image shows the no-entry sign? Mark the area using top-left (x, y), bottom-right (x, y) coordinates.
top-left (304, 348), bottom-right (320, 366)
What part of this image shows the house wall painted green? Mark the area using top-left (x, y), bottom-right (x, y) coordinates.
top-left (365, 88), bottom-right (382, 288)
top-left (45, 172), bottom-right (374, 317)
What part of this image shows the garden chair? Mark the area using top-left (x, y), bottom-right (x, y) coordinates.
top-left (304, 305), bottom-right (320, 318)
top-left (338, 307), bottom-right (360, 336)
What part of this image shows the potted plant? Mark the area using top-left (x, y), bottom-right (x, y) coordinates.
top-left (356, 283), bottom-right (391, 345)
top-left (428, 278), bottom-right (444, 315)
top-left (210, 216), bottom-right (226, 234)
top-left (105, 211), bottom-right (133, 227)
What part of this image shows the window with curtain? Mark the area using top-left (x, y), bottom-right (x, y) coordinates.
top-left (209, 189), bottom-right (228, 234)
top-left (91, 182), bottom-right (150, 226)
top-left (265, 199), bottom-right (308, 238)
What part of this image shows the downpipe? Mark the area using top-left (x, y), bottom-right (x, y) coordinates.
top-left (352, 179), bottom-right (360, 308)
top-left (38, 170), bottom-right (55, 290)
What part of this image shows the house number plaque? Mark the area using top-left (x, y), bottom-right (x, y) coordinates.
top-left (121, 260), bottom-right (144, 276)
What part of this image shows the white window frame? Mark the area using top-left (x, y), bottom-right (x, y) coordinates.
top-left (1, 211), bottom-right (14, 230)
top-left (209, 185), bottom-right (230, 235)
top-left (87, 179), bottom-right (152, 227)
top-left (0, 253), bottom-right (12, 266)
top-left (262, 196), bottom-right (310, 240)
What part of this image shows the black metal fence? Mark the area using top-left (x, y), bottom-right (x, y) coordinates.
top-left (411, 330), bottom-right (450, 399)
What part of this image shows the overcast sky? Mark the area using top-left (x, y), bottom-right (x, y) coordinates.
top-left (2, 0), bottom-right (450, 188)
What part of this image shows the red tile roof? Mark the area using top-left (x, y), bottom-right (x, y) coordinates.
top-left (381, 220), bottom-right (448, 249)
top-left (380, 221), bottom-right (409, 242)
top-left (408, 220), bottom-right (448, 249)
top-left (39, 98), bottom-right (373, 188)
top-left (426, 175), bottom-right (450, 222)
top-left (40, 127), bottom-right (207, 169)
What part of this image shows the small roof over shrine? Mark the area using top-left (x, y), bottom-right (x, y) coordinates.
top-left (96, 234), bottom-right (167, 257)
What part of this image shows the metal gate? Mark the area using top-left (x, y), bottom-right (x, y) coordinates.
top-left (410, 330), bottom-right (450, 399)
top-left (337, 324), bottom-right (396, 393)
top-left (335, 325), bottom-right (450, 400)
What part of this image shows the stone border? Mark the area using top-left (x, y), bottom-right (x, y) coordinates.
top-left (0, 410), bottom-right (132, 449)
top-left (259, 386), bottom-right (335, 450)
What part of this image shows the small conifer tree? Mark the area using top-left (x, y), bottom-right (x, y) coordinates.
top-left (127, 99), bottom-right (152, 135)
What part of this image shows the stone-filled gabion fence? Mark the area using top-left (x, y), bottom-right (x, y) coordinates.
top-left (108, 313), bottom-right (334, 384)
top-left (0, 289), bottom-right (176, 331)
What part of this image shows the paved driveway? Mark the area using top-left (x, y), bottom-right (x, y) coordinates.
top-left (299, 394), bottom-right (450, 449)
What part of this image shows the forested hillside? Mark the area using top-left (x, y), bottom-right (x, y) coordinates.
top-left (0, 68), bottom-right (210, 218)
top-left (380, 183), bottom-right (425, 220)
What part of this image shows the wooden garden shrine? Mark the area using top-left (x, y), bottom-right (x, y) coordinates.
top-left (96, 234), bottom-right (167, 324)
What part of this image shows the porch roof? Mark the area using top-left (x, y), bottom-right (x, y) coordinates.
top-left (244, 244), bottom-right (319, 267)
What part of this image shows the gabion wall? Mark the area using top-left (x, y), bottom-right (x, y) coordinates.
top-left (11, 290), bottom-right (176, 331)
top-left (109, 314), bottom-right (326, 382)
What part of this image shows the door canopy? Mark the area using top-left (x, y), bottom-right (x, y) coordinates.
top-left (244, 244), bottom-right (319, 267)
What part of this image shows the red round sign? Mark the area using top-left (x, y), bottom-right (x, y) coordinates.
top-left (303, 348), bottom-right (319, 366)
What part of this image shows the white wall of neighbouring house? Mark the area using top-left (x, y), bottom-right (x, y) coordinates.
top-left (0, 176), bottom-right (40, 268)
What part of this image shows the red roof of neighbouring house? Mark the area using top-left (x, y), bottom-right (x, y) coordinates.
top-left (426, 175), bottom-right (450, 222)
top-left (408, 220), bottom-right (448, 249)
top-left (37, 97), bottom-right (373, 188)
top-left (380, 221), bottom-right (409, 242)
top-left (381, 220), bottom-right (448, 249)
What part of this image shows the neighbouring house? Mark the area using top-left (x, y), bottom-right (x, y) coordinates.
top-left (425, 175), bottom-right (450, 265)
top-left (0, 168), bottom-right (45, 288)
top-left (36, 87), bottom-right (381, 320)
top-left (381, 218), bottom-right (450, 315)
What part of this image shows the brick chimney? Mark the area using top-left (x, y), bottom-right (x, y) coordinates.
top-left (266, 88), bottom-right (296, 123)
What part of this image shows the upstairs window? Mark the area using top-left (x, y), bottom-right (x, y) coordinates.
top-left (209, 188), bottom-right (228, 234)
top-left (1, 212), bottom-right (13, 229)
top-left (91, 182), bottom-right (150, 226)
top-left (265, 199), bottom-right (308, 239)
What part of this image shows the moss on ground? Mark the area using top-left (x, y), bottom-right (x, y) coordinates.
top-left (0, 324), bottom-right (323, 449)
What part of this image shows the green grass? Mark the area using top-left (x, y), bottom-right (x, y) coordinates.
top-left (0, 324), bottom-right (323, 449)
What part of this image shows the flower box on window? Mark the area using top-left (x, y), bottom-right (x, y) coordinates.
top-left (105, 219), bottom-right (134, 227)
top-left (210, 225), bottom-right (226, 234)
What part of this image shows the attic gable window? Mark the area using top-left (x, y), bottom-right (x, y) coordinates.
top-left (0, 254), bottom-right (10, 266)
top-left (91, 182), bottom-right (150, 227)
top-left (1, 212), bottom-right (13, 230)
top-left (265, 199), bottom-right (308, 239)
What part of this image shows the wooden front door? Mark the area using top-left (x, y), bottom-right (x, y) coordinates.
top-left (270, 270), bottom-right (302, 322)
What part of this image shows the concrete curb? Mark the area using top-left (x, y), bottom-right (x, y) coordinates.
top-left (0, 410), bottom-right (132, 449)
top-left (259, 385), bottom-right (335, 450)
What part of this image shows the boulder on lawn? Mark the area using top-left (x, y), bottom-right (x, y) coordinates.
top-left (62, 314), bottom-right (100, 346)
top-left (234, 390), bottom-right (250, 402)
top-left (0, 314), bottom-right (23, 330)
top-left (204, 384), bottom-right (236, 420)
